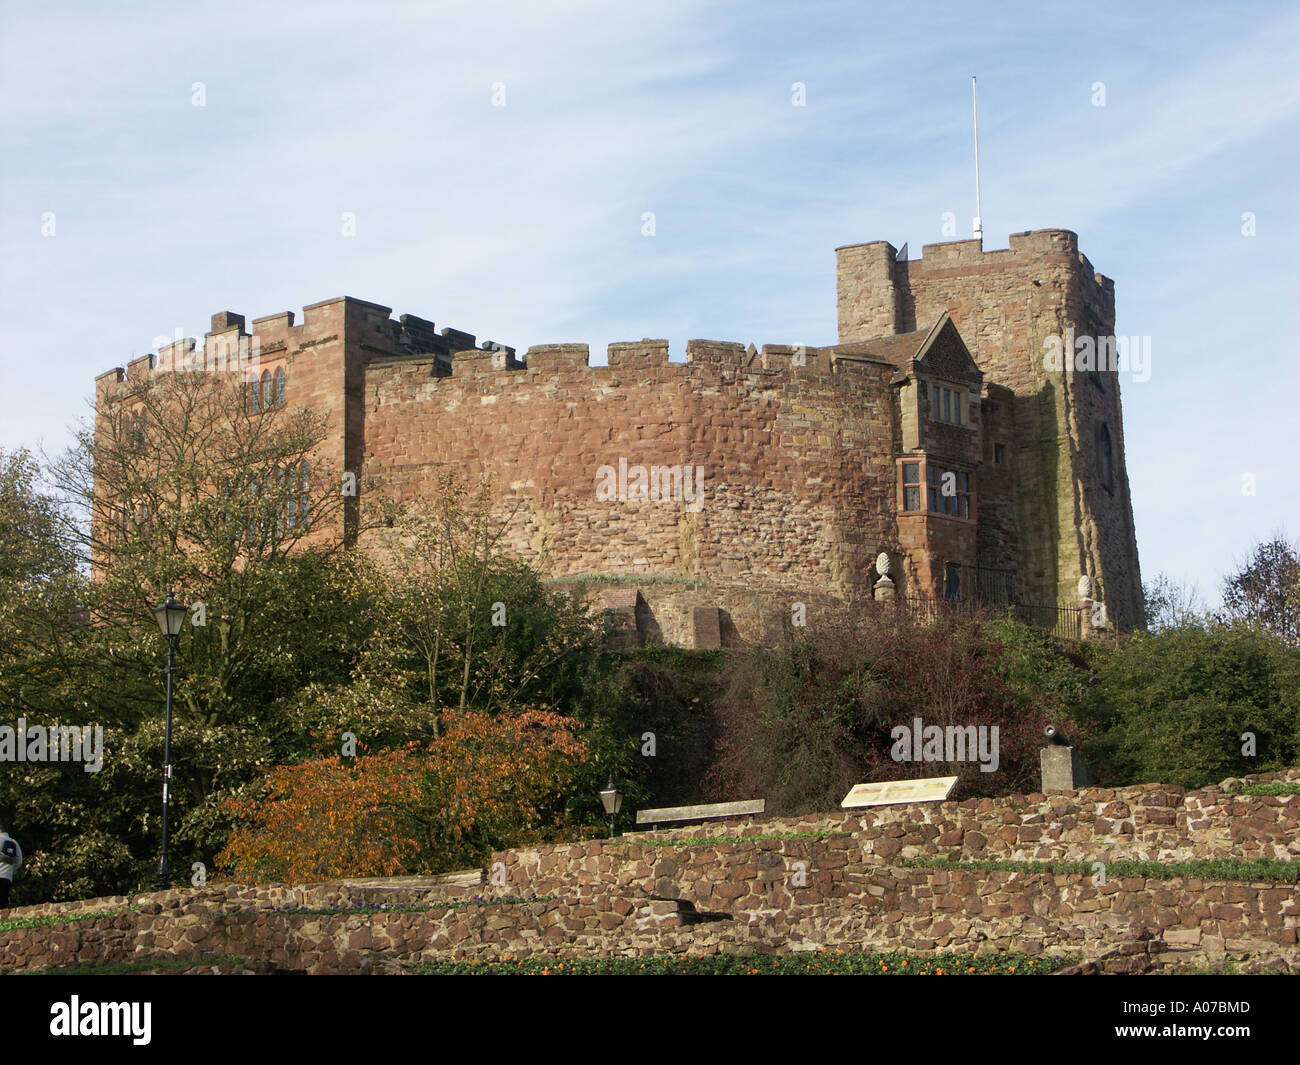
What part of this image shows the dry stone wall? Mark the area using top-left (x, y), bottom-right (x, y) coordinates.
top-left (3, 769), bottom-right (1297, 974)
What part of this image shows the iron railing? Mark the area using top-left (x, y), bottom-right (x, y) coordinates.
top-left (883, 595), bottom-right (1085, 641)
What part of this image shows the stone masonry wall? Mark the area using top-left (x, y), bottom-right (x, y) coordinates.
top-left (495, 768), bottom-right (1300, 899)
top-left (94, 227), bottom-right (1142, 641)
top-left (3, 870), bottom-right (1291, 974)
top-left (361, 342), bottom-right (908, 612)
top-left (4, 769), bottom-right (1297, 974)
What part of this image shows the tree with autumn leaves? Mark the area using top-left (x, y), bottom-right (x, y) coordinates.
top-left (217, 710), bottom-right (589, 883)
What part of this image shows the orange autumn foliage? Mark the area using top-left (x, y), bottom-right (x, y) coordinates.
top-left (216, 709), bottom-right (588, 883)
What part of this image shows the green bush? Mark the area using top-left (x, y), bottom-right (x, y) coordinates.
top-left (1086, 623), bottom-right (1299, 789)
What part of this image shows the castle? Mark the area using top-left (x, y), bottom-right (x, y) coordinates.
top-left (95, 228), bottom-right (1143, 646)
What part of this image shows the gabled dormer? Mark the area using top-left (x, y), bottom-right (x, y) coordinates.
top-left (903, 312), bottom-right (983, 450)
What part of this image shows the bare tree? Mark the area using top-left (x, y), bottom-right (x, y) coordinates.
top-left (1142, 572), bottom-right (1208, 632)
top-left (44, 365), bottom-right (392, 724)
top-left (1219, 534), bottom-right (1300, 645)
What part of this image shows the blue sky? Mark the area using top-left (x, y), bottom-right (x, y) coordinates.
top-left (2, 0), bottom-right (1297, 607)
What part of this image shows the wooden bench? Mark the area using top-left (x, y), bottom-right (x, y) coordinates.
top-left (636, 799), bottom-right (766, 829)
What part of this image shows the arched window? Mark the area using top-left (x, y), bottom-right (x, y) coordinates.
top-left (247, 472), bottom-right (268, 540)
top-left (273, 367), bottom-right (286, 407)
top-left (299, 461), bottom-right (310, 529)
top-left (1097, 422), bottom-right (1115, 493)
top-left (260, 370), bottom-right (272, 410)
top-left (247, 375), bottom-right (261, 413)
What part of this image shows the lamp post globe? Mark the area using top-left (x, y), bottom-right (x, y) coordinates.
top-left (599, 777), bottom-right (623, 839)
top-left (153, 591), bottom-right (187, 638)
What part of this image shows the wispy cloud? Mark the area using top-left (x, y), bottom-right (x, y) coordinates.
top-left (1, 0), bottom-right (1296, 603)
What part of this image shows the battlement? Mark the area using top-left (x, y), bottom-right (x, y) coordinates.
top-left (836, 227), bottom-right (1086, 269)
top-left (95, 297), bottom-right (490, 390)
top-left (363, 335), bottom-right (919, 409)
top-left (837, 228), bottom-right (1115, 348)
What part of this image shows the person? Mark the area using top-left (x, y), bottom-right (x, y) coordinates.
top-left (0, 824), bottom-right (21, 908)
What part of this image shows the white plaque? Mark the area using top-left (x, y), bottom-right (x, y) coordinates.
top-left (840, 775), bottom-right (958, 808)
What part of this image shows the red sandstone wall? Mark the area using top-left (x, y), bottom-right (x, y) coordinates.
top-left (92, 298), bottom-right (380, 553)
top-left (361, 342), bottom-right (906, 600)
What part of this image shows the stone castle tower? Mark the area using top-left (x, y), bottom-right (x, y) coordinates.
top-left (93, 228), bottom-right (1144, 644)
top-left (837, 229), bottom-right (1143, 628)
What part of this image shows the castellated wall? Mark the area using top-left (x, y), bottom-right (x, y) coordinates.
top-left (92, 226), bottom-right (1142, 637)
top-left (361, 340), bottom-right (913, 607)
top-left (837, 230), bottom-right (1143, 628)
top-left (92, 297), bottom-right (477, 552)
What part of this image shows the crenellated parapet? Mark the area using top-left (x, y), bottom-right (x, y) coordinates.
top-left (95, 297), bottom-right (492, 396)
top-left (364, 336), bottom-right (913, 410)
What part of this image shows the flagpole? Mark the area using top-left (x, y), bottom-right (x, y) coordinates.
top-left (972, 75), bottom-right (983, 242)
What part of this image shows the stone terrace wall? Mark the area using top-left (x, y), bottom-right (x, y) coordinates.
top-left (495, 769), bottom-right (1300, 899)
top-left (3, 865), bottom-right (1294, 975)
top-left (3, 769), bottom-right (1297, 974)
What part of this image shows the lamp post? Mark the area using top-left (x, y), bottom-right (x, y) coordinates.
top-left (152, 589), bottom-right (187, 891)
top-left (598, 777), bottom-right (623, 839)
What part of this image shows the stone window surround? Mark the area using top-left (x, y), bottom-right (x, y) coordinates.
top-left (925, 379), bottom-right (976, 428)
top-left (243, 461), bottom-right (311, 538)
top-left (246, 362), bottom-right (287, 413)
top-left (896, 456), bottom-right (977, 524)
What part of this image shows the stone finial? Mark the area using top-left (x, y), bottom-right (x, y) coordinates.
top-left (875, 552), bottom-right (891, 577)
top-left (1076, 574), bottom-right (1092, 600)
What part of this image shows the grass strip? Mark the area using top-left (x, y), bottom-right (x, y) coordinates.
top-left (0, 908), bottom-right (135, 933)
top-left (253, 894), bottom-right (556, 917)
top-left (639, 832), bottom-right (838, 847)
top-left (25, 953), bottom-right (248, 976)
top-left (899, 856), bottom-right (1300, 882)
top-left (410, 949), bottom-right (1076, 975)
top-left (1224, 782), bottom-right (1300, 796)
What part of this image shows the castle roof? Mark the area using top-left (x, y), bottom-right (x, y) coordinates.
top-left (823, 312), bottom-right (981, 383)
top-left (833, 328), bottom-right (932, 365)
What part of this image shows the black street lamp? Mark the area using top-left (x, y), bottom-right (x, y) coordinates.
top-left (152, 589), bottom-right (187, 891)
top-left (599, 777), bottom-right (623, 839)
